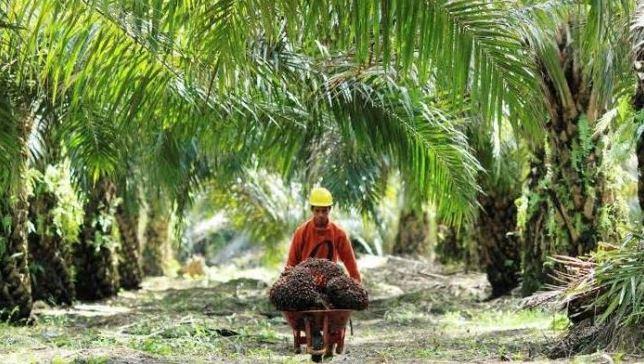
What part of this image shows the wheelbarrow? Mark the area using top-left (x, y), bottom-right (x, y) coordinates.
top-left (282, 309), bottom-right (353, 362)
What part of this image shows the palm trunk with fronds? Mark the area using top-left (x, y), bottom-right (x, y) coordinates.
top-left (477, 191), bottom-right (521, 298)
top-left (26, 101), bottom-right (77, 305)
top-left (143, 198), bottom-right (171, 276)
top-left (115, 203), bottom-right (142, 289)
top-left (28, 188), bottom-right (75, 305)
top-left (522, 25), bottom-right (618, 295)
top-left (392, 209), bottom-right (430, 257)
top-left (0, 116), bottom-right (33, 322)
top-left (632, 2), bottom-right (644, 219)
top-left (524, 233), bottom-right (644, 356)
top-left (74, 178), bottom-right (119, 300)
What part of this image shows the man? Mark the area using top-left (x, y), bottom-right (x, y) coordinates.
top-left (286, 187), bottom-right (361, 282)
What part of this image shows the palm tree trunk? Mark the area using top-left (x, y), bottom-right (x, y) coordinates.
top-left (28, 188), bottom-right (75, 305)
top-left (638, 134), bottom-right (644, 215)
top-left (392, 209), bottom-right (430, 256)
top-left (74, 178), bottom-right (119, 301)
top-left (520, 149), bottom-right (550, 296)
top-left (142, 199), bottom-right (170, 276)
top-left (521, 26), bottom-right (618, 295)
top-left (435, 224), bottom-right (464, 263)
top-left (0, 117), bottom-right (33, 322)
top-left (632, 7), bottom-right (644, 218)
top-left (545, 127), bottom-right (602, 254)
top-left (115, 203), bottom-right (142, 289)
top-left (477, 191), bottom-right (520, 298)
top-left (0, 195), bottom-right (33, 322)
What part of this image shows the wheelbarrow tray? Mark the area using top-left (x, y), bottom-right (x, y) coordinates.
top-left (282, 309), bottom-right (352, 356)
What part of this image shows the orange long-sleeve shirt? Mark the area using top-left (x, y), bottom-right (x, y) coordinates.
top-left (286, 219), bottom-right (361, 282)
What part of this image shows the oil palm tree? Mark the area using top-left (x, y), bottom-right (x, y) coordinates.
top-left (281, 1), bottom-right (542, 277)
top-left (470, 125), bottom-right (525, 297)
top-left (0, 73), bottom-right (34, 322)
top-left (73, 178), bottom-right (121, 300)
top-left (142, 191), bottom-right (173, 277)
top-left (0, 0), bottom-right (268, 303)
top-left (323, 1), bottom-right (637, 294)
top-left (114, 170), bottom-right (143, 290)
top-left (511, 2), bottom-right (634, 294)
top-left (28, 165), bottom-right (81, 306)
top-left (351, 1), bottom-right (636, 295)
top-left (1, 0), bottom-right (592, 319)
top-left (632, 0), bottom-right (644, 219)
top-left (20, 85), bottom-right (85, 305)
top-left (521, 5), bottom-right (644, 353)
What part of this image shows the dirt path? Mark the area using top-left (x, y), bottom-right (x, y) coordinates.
top-left (0, 256), bottom-right (632, 363)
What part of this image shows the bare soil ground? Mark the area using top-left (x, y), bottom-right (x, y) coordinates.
top-left (0, 256), bottom-right (639, 363)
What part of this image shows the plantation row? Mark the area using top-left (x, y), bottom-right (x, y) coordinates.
top-left (0, 0), bottom-right (642, 356)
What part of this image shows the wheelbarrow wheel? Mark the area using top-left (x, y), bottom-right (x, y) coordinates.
top-left (311, 330), bottom-right (323, 362)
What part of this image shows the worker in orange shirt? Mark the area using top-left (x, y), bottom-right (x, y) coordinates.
top-left (286, 187), bottom-right (361, 283)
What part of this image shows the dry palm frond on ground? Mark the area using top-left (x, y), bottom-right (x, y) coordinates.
top-left (523, 233), bottom-right (644, 356)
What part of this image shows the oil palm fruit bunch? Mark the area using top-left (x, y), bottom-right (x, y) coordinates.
top-left (269, 265), bottom-right (323, 310)
top-left (299, 258), bottom-right (345, 289)
top-left (269, 258), bottom-right (368, 311)
top-left (326, 276), bottom-right (368, 310)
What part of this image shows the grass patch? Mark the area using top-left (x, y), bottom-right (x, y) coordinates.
top-left (0, 270), bottom-right (628, 363)
top-left (383, 302), bottom-right (430, 325)
top-left (414, 346), bottom-right (442, 359)
top-left (130, 338), bottom-right (173, 356)
top-left (439, 308), bottom-right (569, 333)
top-left (51, 356), bottom-right (109, 364)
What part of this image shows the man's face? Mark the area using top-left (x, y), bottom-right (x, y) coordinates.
top-left (311, 206), bottom-right (331, 227)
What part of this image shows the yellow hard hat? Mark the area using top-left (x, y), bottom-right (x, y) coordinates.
top-left (309, 187), bottom-right (333, 207)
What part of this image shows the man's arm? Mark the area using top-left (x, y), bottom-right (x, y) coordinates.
top-left (337, 231), bottom-right (361, 282)
top-left (286, 227), bottom-right (303, 268)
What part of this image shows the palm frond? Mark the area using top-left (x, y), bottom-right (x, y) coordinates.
top-left (516, 1), bottom-right (634, 124)
top-left (0, 76), bottom-right (20, 188)
top-left (308, 1), bottom-right (542, 137)
top-left (64, 108), bottom-right (121, 186)
top-left (526, 232), bottom-right (644, 343)
top-left (318, 64), bottom-right (481, 224)
top-left (208, 168), bottom-right (306, 247)
top-left (303, 127), bottom-right (391, 216)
